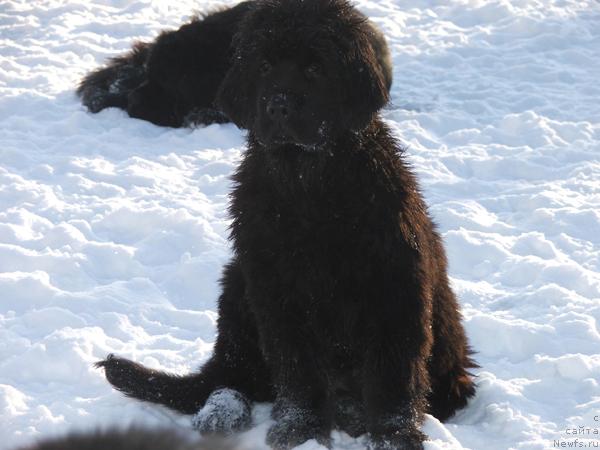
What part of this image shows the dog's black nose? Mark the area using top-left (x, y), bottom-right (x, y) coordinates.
top-left (266, 94), bottom-right (293, 122)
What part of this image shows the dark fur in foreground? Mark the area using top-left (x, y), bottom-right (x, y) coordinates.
top-left (17, 428), bottom-right (234, 450)
top-left (96, 0), bottom-right (477, 448)
top-left (77, 1), bottom-right (392, 128)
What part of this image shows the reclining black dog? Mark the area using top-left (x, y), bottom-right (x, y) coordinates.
top-left (77, 1), bottom-right (392, 128)
top-left (96, 0), bottom-right (477, 449)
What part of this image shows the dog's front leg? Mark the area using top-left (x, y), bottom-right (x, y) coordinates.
top-left (361, 287), bottom-right (433, 450)
top-left (249, 288), bottom-right (332, 450)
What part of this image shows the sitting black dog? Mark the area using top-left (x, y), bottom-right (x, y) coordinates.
top-left (76, 1), bottom-right (392, 128)
top-left (96, 0), bottom-right (477, 449)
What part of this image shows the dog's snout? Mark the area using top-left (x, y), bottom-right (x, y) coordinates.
top-left (266, 94), bottom-right (294, 122)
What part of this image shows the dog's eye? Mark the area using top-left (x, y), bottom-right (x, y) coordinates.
top-left (305, 63), bottom-right (322, 78)
top-left (259, 60), bottom-right (272, 75)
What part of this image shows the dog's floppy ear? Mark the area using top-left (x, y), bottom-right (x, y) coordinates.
top-left (215, 34), bottom-right (254, 129)
top-left (341, 32), bottom-right (389, 131)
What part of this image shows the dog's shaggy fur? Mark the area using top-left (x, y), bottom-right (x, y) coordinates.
top-left (96, 0), bottom-right (477, 448)
top-left (17, 428), bottom-right (234, 450)
top-left (77, 1), bottom-right (392, 128)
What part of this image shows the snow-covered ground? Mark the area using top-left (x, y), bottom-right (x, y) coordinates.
top-left (1, 0), bottom-right (599, 448)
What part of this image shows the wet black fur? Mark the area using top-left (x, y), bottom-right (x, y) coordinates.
top-left (96, 0), bottom-right (477, 449)
top-left (17, 427), bottom-right (234, 450)
top-left (76, 1), bottom-right (392, 128)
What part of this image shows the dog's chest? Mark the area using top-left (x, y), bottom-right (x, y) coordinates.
top-left (232, 152), bottom-right (394, 348)
top-left (232, 150), bottom-right (387, 275)
top-left (256, 184), bottom-right (361, 257)
top-left (237, 168), bottom-right (372, 300)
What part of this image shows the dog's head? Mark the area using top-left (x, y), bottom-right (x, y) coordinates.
top-left (216, 0), bottom-right (389, 149)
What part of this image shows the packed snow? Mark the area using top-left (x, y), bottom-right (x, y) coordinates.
top-left (1, 0), bottom-right (599, 449)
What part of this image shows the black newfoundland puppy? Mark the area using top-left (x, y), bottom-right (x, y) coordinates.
top-left (96, 0), bottom-right (477, 449)
top-left (77, 1), bottom-right (392, 128)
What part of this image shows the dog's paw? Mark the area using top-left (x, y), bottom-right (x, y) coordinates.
top-left (192, 388), bottom-right (252, 435)
top-left (266, 405), bottom-right (331, 450)
top-left (334, 395), bottom-right (365, 438)
top-left (367, 429), bottom-right (426, 450)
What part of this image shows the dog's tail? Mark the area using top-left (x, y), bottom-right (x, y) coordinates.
top-left (95, 354), bottom-right (218, 414)
top-left (77, 42), bottom-right (150, 114)
top-left (95, 262), bottom-right (273, 414)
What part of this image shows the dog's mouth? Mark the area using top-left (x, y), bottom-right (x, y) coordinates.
top-left (258, 125), bottom-right (326, 153)
top-left (263, 135), bottom-right (322, 153)
top-left (268, 124), bottom-right (299, 144)
top-left (271, 132), bottom-right (294, 145)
